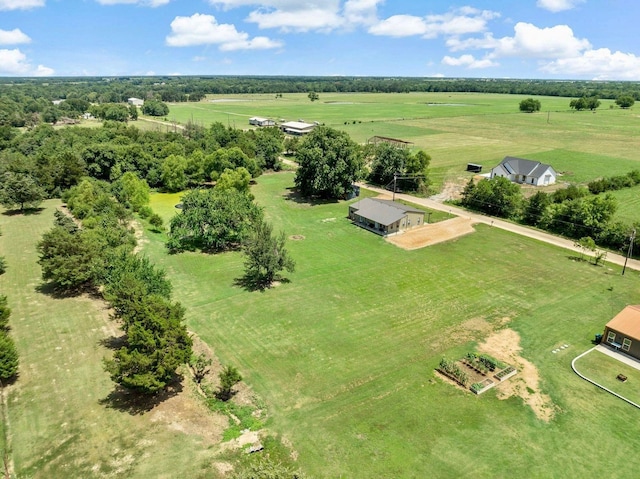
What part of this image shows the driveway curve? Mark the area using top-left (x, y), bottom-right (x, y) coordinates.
top-left (357, 183), bottom-right (640, 273)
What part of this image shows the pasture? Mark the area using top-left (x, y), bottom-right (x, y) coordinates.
top-left (144, 172), bottom-right (640, 478)
top-left (160, 92), bottom-right (640, 200)
top-left (0, 203), bottom-right (228, 478)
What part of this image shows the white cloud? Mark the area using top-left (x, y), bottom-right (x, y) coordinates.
top-left (442, 54), bottom-right (497, 69)
top-left (0, 48), bottom-right (53, 75)
top-left (166, 13), bottom-right (282, 50)
top-left (209, 0), bottom-right (382, 32)
top-left (537, 0), bottom-right (585, 13)
top-left (368, 15), bottom-right (427, 37)
top-left (0, 29), bottom-right (31, 45)
top-left (369, 7), bottom-right (499, 38)
top-left (542, 48), bottom-right (640, 80)
top-left (96, 0), bottom-right (170, 6)
top-left (0, 0), bottom-right (44, 10)
top-left (246, 7), bottom-right (343, 32)
top-left (34, 64), bottom-right (54, 76)
top-left (494, 22), bottom-right (590, 58)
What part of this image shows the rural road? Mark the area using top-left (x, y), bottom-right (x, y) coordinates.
top-left (358, 183), bottom-right (640, 273)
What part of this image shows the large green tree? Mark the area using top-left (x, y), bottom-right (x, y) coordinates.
top-left (519, 97), bottom-right (541, 113)
top-left (112, 171), bottom-right (150, 212)
top-left (0, 332), bottom-right (18, 380)
top-left (104, 295), bottom-right (192, 394)
top-left (242, 219), bottom-right (295, 289)
top-left (168, 188), bottom-right (263, 252)
top-left (461, 177), bottom-right (523, 218)
top-left (0, 172), bottom-right (45, 211)
top-left (294, 126), bottom-right (364, 199)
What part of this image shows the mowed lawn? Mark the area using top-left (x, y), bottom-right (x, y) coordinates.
top-left (146, 172), bottom-right (640, 478)
top-left (0, 202), bottom-right (224, 479)
top-left (161, 92), bottom-right (640, 210)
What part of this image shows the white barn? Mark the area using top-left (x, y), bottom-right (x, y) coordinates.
top-left (249, 117), bottom-right (275, 127)
top-left (279, 121), bottom-right (316, 135)
top-left (490, 156), bottom-right (557, 186)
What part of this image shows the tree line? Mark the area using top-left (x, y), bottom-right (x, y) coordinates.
top-left (461, 176), bottom-right (640, 257)
top-left (1, 76), bottom-right (639, 128)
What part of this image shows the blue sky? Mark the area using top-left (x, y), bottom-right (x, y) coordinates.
top-left (1, 0), bottom-right (639, 79)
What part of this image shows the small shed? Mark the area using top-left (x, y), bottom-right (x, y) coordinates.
top-left (466, 163), bottom-right (483, 173)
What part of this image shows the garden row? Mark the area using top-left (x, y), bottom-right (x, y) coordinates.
top-left (438, 353), bottom-right (517, 395)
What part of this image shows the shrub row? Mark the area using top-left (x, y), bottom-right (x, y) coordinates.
top-left (588, 170), bottom-right (640, 194)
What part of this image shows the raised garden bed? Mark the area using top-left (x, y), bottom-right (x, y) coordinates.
top-left (437, 352), bottom-right (517, 394)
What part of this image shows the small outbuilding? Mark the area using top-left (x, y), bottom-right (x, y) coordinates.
top-left (367, 136), bottom-right (414, 149)
top-left (490, 156), bottom-right (556, 186)
top-left (349, 198), bottom-right (424, 236)
top-left (128, 97), bottom-right (144, 107)
top-left (603, 305), bottom-right (640, 360)
top-left (249, 117), bottom-right (275, 127)
top-left (280, 121), bottom-right (316, 135)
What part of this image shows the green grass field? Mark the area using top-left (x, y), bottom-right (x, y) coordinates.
top-left (574, 349), bottom-right (640, 403)
top-left (142, 172), bottom-right (640, 478)
top-left (0, 203), bottom-right (227, 479)
top-left (159, 92), bottom-right (640, 200)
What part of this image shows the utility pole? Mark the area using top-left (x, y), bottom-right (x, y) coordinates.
top-left (622, 228), bottom-right (636, 276)
top-left (392, 172), bottom-right (398, 201)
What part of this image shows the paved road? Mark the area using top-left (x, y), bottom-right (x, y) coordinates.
top-left (358, 182), bottom-right (640, 273)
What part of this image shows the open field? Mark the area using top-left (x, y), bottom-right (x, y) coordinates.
top-left (144, 172), bottom-right (640, 478)
top-left (159, 92), bottom-right (640, 207)
top-left (608, 185), bottom-right (640, 224)
top-left (0, 202), bottom-right (228, 478)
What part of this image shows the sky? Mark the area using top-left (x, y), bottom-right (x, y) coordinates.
top-left (1, 0), bottom-right (639, 80)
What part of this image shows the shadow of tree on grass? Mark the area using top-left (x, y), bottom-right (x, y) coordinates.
top-left (99, 379), bottom-right (183, 416)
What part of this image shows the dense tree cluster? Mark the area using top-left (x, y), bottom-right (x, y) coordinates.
top-left (461, 176), bottom-right (640, 256)
top-left (0, 120), bottom-right (281, 202)
top-left (587, 170), bottom-right (640, 194)
top-left (569, 96), bottom-right (601, 111)
top-left (366, 142), bottom-right (431, 193)
top-left (294, 126), bottom-right (365, 199)
top-left (167, 187), bottom-right (263, 253)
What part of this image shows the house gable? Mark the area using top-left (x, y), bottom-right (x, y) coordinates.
top-left (604, 305), bottom-right (640, 359)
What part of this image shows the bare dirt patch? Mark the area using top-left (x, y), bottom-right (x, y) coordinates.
top-left (429, 179), bottom-right (468, 202)
top-left (478, 329), bottom-right (557, 422)
top-left (149, 383), bottom-right (228, 446)
top-left (386, 216), bottom-right (475, 250)
top-left (289, 235), bottom-right (305, 240)
top-left (131, 219), bottom-right (148, 254)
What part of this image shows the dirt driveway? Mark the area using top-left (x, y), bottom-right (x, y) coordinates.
top-left (386, 217), bottom-right (476, 250)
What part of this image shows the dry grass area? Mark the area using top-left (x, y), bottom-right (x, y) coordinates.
top-left (478, 329), bottom-right (558, 422)
top-left (386, 216), bottom-right (476, 250)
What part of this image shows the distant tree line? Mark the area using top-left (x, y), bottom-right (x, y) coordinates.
top-left (1, 76), bottom-right (639, 127)
top-left (460, 176), bottom-right (640, 257)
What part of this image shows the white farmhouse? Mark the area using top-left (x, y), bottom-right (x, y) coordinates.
top-left (490, 156), bottom-right (557, 186)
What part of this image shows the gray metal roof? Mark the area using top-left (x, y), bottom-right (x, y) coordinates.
top-left (350, 198), bottom-right (423, 226)
top-left (498, 156), bottom-right (555, 178)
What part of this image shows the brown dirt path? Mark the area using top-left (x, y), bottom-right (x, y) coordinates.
top-left (386, 216), bottom-right (475, 250)
top-left (357, 183), bottom-right (640, 272)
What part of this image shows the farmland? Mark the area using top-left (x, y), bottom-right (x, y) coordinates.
top-left (3, 91), bottom-right (640, 478)
top-left (142, 172), bottom-right (640, 478)
top-left (158, 91), bottom-right (640, 198)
